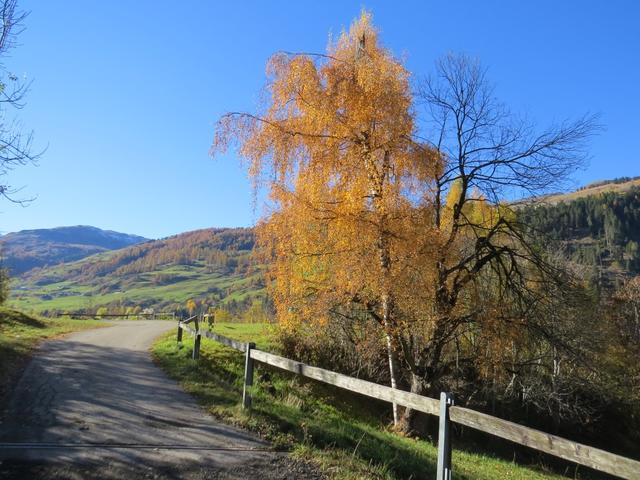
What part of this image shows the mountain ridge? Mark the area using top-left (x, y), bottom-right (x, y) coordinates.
top-left (532, 176), bottom-right (640, 205)
top-left (0, 225), bottom-right (149, 275)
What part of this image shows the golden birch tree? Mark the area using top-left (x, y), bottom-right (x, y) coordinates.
top-left (213, 12), bottom-right (441, 425)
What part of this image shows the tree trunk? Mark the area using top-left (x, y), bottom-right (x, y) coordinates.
top-left (399, 371), bottom-right (435, 435)
top-left (382, 292), bottom-right (401, 425)
top-left (399, 317), bottom-right (449, 434)
top-left (378, 227), bottom-right (401, 426)
top-left (367, 147), bottom-right (402, 426)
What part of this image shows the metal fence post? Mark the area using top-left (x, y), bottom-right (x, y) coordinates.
top-left (437, 392), bottom-right (455, 480)
top-left (242, 342), bottom-right (256, 409)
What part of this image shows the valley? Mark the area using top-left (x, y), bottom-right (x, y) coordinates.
top-left (8, 228), bottom-right (267, 318)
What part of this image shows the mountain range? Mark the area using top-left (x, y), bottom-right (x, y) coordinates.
top-left (5, 176), bottom-right (640, 315)
top-left (0, 226), bottom-right (148, 275)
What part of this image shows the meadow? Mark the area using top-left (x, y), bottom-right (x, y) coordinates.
top-left (10, 261), bottom-right (265, 313)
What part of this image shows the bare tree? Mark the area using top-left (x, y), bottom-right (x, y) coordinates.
top-left (0, 0), bottom-right (39, 203)
top-left (396, 53), bottom-right (601, 431)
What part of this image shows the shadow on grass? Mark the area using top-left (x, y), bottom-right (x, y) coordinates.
top-left (0, 309), bottom-right (46, 329)
top-left (253, 401), bottom-right (442, 479)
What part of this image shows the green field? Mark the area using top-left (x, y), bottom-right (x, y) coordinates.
top-left (153, 323), bottom-right (570, 480)
top-left (10, 261), bottom-right (265, 313)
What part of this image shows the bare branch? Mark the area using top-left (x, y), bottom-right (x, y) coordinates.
top-left (0, 0), bottom-right (38, 204)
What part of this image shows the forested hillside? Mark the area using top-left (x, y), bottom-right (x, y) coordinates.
top-left (522, 182), bottom-right (640, 283)
top-left (10, 228), bottom-right (268, 319)
top-left (0, 226), bottom-right (148, 275)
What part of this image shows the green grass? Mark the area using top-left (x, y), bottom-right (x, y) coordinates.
top-left (10, 263), bottom-right (266, 312)
top-left (152, 323), bottom-right (569, 480)
top-left (0, 308), bottom-right (104, 407)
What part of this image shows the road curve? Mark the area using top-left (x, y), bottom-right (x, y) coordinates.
top-left (0, 320), bottom-right (322, 479)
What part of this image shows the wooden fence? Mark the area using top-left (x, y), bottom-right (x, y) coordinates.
top-left (177, 317), bottom-right (640, 480)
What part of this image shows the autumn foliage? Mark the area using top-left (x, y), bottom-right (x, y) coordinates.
top-left (214, 13), bottom-right (447, 423)
top-left (214, 11), bottom-right (601, 433)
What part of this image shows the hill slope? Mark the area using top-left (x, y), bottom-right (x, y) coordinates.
top-left (536, 176), bottom-right (640, 205)
top-left (0, 226), bottom-right (148, 275)
top-left (9, 228), bottom-right (267, 317)
top-left (522, 179), bottom-right (640, 285)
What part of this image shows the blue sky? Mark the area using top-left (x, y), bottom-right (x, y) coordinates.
top-left (2, 1), bottom-right (638, 239)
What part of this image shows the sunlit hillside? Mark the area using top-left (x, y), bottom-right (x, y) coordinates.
top-left (536, 176), bottom-right (640, 205)
top-left (9, 228), bottom-right (267, 317)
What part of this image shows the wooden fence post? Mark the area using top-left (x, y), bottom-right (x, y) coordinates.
top-left (437, 392), bottom-right (454, 480)
top-left (242, 342), bottom-right (256, 409)
top-left (176, 322), bottom-right (183, 345)
top-left (192, 333), bottom-right (201, 360)
top-left (192, 316), bottom-right (201, 360)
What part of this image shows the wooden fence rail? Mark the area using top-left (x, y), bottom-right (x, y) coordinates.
top-left (176, 319), bottom-right (640, 480)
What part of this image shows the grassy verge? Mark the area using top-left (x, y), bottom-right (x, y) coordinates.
top-left (153, 323), bottom-right (570, 480)
top-left (0, 308), bottom-right (105, 409)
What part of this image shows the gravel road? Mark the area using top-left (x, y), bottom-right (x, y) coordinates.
top-left (0, 320), bottom-right (323, 479)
